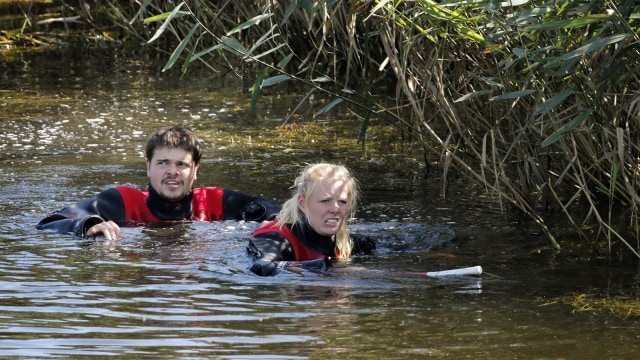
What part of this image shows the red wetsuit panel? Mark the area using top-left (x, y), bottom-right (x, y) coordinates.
top-left (115, 186), bottom-right (225, 224)
top-left (191, 187), bottom-right (224, 221)
top-left (253, 220), bottom-right (329, 261)
top-left (115, 186), bottom-right (158, 225)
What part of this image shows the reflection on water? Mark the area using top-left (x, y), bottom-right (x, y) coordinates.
top-left (1, 48), bottom-right (640, 358)
top-left (0, 219), bottom-right (482, 358)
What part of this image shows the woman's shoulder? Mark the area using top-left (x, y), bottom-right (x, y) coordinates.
top-left (252, 220), bottom-right (291, 236)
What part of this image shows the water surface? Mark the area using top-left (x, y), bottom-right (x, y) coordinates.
top-left (1, 47), bottom-right (639, 359)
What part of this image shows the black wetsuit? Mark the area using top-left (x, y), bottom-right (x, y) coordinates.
top-left (37, 184), bottom-right (281, 237)
top-left (247, 219), bottom-right (376, 276)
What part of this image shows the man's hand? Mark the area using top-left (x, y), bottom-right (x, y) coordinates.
top-left (85, 220), bottom-right (122, 240)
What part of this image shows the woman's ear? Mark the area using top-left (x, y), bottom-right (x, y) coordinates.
top-left (297, 194), bottom-right (305, 212)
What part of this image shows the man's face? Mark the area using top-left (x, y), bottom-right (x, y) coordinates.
top-left (146, 146), bottom-right (199, 202)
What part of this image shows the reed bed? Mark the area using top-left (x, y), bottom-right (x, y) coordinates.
top-left (108, 0), bottom-right (640, 256)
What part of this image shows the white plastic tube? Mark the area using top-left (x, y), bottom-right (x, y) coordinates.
top-left (422, 265), bottom-right (483, 277)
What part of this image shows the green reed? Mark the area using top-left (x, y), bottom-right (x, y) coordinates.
top-left (113, 0), bottom-right (640, 256)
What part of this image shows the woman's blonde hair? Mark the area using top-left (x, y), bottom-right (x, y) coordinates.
top-left (276, 163), bottom-right (359, 258)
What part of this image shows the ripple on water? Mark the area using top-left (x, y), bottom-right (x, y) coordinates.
top-left (1, 48), bottom-right (639, 359)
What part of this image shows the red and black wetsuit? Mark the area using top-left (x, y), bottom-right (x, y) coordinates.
top-left (247, 219), bottom-right (376, 276)
top-left (36, 184), bottom-right (281, 237)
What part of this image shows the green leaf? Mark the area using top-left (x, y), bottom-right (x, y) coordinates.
top-left (610, 162), bottom-right (618, 195)
top-left (189, 45), bottom-right (216, 62)
top-left (547, 56), bottom-right (580, 75)
top-left (559, 34), bottom-right (631, 62)
top-left (512, 48), bottom-right (526, 58)
top-left (454, 90), bottom-right (494, 102)
top-left (490, 89), bottom-right (535, 101)
top-left (262, 74), bottom-right (291, 87)
top-left (540, 109), bottom-right (593, 147)
top-left (281, 0), bottom-right (295, 25)
top-left (535, 86), bottom-right (574, 115)
top-left (528, 15), bottom-right (612, 31)
top-left (502, 0), bottom-right (530, 6)
top-left (457, 25), bottom-right (484, 42)
top-left (315, 98), bottom-right (344, 116)
top-left (298, 0), bottom-right (314, 12)
top-left (277, 54), bottom-right (294, 69)
top-left (129, 0), bottom-right (152, 25)
top-left (162, 23), bottom-right (198, 72)
top-left (250, 70), bottom-right (267, 109)
top-left (143, 10), bottom-right (189, 23)
top-left (366, 0), bottom-right (391, 21)
top-left (467, 71), bottom-right (503, 87)
top-left (180, 38), bottom-right (198, 74)
top-left (145, 3), bottom-right (187, 44)
top-left (358, 114), bottom-right (370, 144)
top-left (358, 111), bottom-right (372, 156)
top-left (219, 36), bottom-right (247, 56)
top-left (248, 43), bottom-right (287, 61)
top-left (312, 76), bottom-right (332, 82)
top-left (282, 88), bottom-right (316, 127)
top-left (227, 14), bottom-right (273, 36)
top-left (245, 25), bottom-right (277, 56)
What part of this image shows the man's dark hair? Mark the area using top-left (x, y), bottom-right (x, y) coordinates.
top-left (145, 126), bottom-right (202, 164)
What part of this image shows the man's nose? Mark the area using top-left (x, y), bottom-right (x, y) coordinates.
top-left (166, 163), bottom-right (179, 174)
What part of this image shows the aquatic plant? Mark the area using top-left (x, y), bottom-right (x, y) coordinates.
top-left (99, 1), bottom-right (640, 257)
top-left (557, 293), bottom-right (640, 319)
top-left (0, 0), bottom-right (133, 46)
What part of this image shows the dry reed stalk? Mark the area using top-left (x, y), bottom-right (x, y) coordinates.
top-left (110, 0), bottom-right (639, 255)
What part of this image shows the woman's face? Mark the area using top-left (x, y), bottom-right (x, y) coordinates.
top-left (146, 146), bottom-right (199, 202)
top-left (298, 177), bottom-right (350, 237)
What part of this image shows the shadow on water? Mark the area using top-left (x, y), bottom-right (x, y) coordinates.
top-left (1, 47), bottom-right (640, 358)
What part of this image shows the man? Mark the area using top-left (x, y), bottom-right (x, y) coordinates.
top-left (37, 126), bottom-right (281, 240)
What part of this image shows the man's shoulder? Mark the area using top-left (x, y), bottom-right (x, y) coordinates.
top-left (193, 186), bottom-right (225, 194)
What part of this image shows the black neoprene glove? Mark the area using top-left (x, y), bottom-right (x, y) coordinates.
top-left (351, 235), bottom-right (376, 254)
top-left (249, 261), bottom-right (280, 276)
top-left (242, 199), bottom-right (281, 222)
top-left (249, 258), bottom-right (331, 276)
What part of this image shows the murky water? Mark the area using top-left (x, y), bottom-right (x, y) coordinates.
top-left (2, 47), bottom-right (640, 359)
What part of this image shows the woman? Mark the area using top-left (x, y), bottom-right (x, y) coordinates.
top-left (247, 163), bottom-right (375, 276)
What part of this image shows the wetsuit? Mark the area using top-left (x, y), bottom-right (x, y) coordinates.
top-left (247, 219), bottom-right (376, 276)
top-left (36, 184), bottom-right (281, 237)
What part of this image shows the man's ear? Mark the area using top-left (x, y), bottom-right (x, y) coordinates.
top-left (193, 163), bottom-right (200, 181)
top-left (146, 159), bottom-right (151, 177)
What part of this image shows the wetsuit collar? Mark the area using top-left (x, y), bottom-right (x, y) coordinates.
top-left (146, 183), bottom-right (193, 220)
top-left (291, 216), bottom-right (336, 256)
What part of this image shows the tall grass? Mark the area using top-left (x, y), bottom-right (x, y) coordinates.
top-left (116, 0), bottom-right (640, 255)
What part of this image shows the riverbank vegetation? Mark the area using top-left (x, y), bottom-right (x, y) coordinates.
top-left (0, 0), bottom-right (124, 47)
top-left (123, 0), bottom-right (640, 258)
top-left (2, 1), bottom-right (639, 259)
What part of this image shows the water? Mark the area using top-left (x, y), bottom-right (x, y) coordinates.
top-left (1, 47), bottom-right (640, 359)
